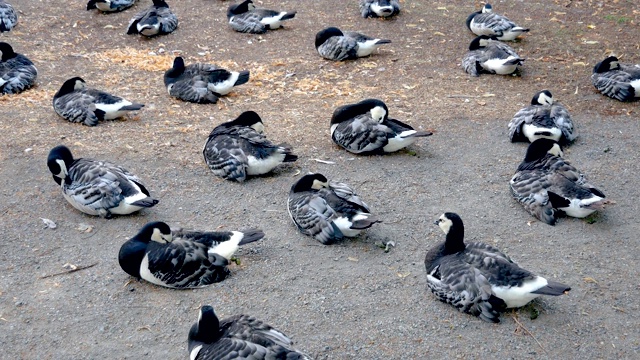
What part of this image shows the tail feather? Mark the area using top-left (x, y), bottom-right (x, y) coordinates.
top-left (130, 198), bottom-right (159, 208)
top-left (583, 198), bottom-right (613, 211)
top-left (351, 215), bottom-right (382, 230)
top-left (512, 27), bottom-right (530, 32)
top-left (120, 103), bottom-right (145, 111)
top-left (234, 71), bottom-right (250, 86)
top-left (504, 58), bottom-right (525, 66)
top-left (410, 131), bottom-right (433, 138)
top-left (283, 153), bottom-right (298, 162)
top-left (238, 229), bottom-right (265, 245)
top-left (280, 12), bottom-right (296, 20)
top-left (531, 281), bottom-right (571, 296)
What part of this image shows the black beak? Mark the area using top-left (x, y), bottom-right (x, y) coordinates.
top-left (433, 220), bottom-right (439, 225)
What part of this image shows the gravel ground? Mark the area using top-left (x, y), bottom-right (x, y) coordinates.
top-left (1, 0), bottom-right (639, 359)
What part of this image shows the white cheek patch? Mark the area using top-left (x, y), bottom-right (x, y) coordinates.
top-left (370, 106), bottom-right (386, 122)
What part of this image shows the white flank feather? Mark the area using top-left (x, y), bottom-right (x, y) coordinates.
top-left (208, 72), bottom-right (239, 95)
top-left (208, 231), bottom-right (243, 260)
top-left (139, 23), bottom-right (161, 36)
top-left (491, 276), bottom-right (548, 308)
top-left (260, 12), bottom-right (288, 28)
top-left (483, 57), bottom-right (519, 74)
top-left (383, 130), bottom-right (418, 152)
top-left (560, 196), bottom-right (603, 218)
top-left (522, 124), bottom-right (562, 142)
top-left (371, 3), bottom-right (394, 16)
top-left (332, 217), bottom-right (361, 237)
top-left (109, 181), bottom-right (149, 215)
top-left (95, 100), bottom-right (134, 120)
top-left (630, 79), bottom-right (640, 97)
top-left (246, 153), bottom-right (285, 175)
top-left (356, 40), bottom-right (382, 57)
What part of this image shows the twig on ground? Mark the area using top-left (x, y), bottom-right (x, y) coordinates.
top-left (40, 262), bottom-right (99, 279)
top-left (512, 313), bottom-right (548, 355)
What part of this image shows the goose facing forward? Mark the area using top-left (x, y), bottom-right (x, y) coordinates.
top-left (164, 57), bottom-right (250, 104)
top-left (203, 111), bottom-right (298, 182)
top-left (359, 0), bottom-right (400, 18)
top-left (126, 0), bottom-right (178, 37)
top-left (508, 90), bottom-right (576, 144)
top-left (425, 212), bottom-right (571, 323)
top-left (510, 139), bottom-right (610, 225)
top-left (53, 77), bottom-right (144, 126)
top-left (591, 56), bottom-right (640, 102)
top-left (462, 35), bottom-right (524, 76)
top-left (466, 3), bottom-right (529, 41)
top-left (288, 173), bottom-right (381, 244)
top-left (315, 27), bottom-right (391, 61)
top-left (0, 42), bottom-right (38, 94)
top-left (188, 305), bottom-right (311, 360)
top-left (119, 222), bottom-right (264, 289)
top-left (227, 0), bottom-right (296, 34)
top-left (0, 0), bottom-right (17, 32)
top-left (331, 98), bottom-right (432, 154)
top-left (47, 145), bottom-right (158, 218)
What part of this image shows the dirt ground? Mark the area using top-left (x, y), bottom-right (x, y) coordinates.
top-left (1, 0), bottom-right (639, 358)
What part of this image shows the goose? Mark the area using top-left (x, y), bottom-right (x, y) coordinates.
top-left (87, 0), bottom-right (135, 12)
top-left (119, 222), bottom-right (264, 289)
top-left (591, 56), bottom-right (640, 102)
top-left (315, 27), bottom-right (391, 61)
top-left (203, 111), bottom-right (298, 182)
top-left (0, 0), bottom-right (17, 32)
top-left (46, 145), bottom-right (158, 218)
top-left (359, 0), bottom-right (400, 18)
top-left (126, 0), bottom-right (178, 37)
top-left (466, 3), bottom-right (529, 41)
top-left (425, 212), bottom-right (571, 323)
top-left (331, 98), bottom-right (432, 154)
top-left (188, 305), bottom-right (311, 360)
top-left (462, 35), bottom-right (524, 76)
top-left (508, 90), bottom-right (576, 144)
top-left (52, 77), bottom-right (144, 126)
top-left (0, 42), bottom-right (37, 94)
top-left (164, 57), bottom-right (250, 104)
top-left (227, 0), bottom-right (296, 34)
top-left (510, 139), bottom-right (610, 225)
top-left (287, 173), bottom-right (381, 244)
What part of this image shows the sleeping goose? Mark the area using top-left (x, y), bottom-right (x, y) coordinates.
top-left (425, 212), bottom-right (571, 323)
top-left (510, 139), bottom-right (610, 225)
top-left (47, 145), bottom-right (158, 218)
top-left (591, 56), bottom-right (640, 102)
top-left (164, 56), bottom-right (250, 104)
top-left (126, 0), bottom-right (178, 37)
top-left (119, 222), bottom-right (264, 289)
top-left (86, 0), bottom-right (135, 12)
top-left (466, 3), bottom-right (529, 41)
top-left (287, 173), bottom-right (381, 245)
top-left (462, 35), bottom-right (524, 76)
top-left (359, 0), bottom-right (400, 18)
top-left (331, 98), bottom-right (432, 154)
top-left (203, 111), bottom-right (298, 182)
top-left (52, 77), bottom-right (144, 126)
top-left (315, 27), bottom-right (391, 61)
top-left (188, 305), bottom-right (311, 360)
top-left (0, 42), bottom-right (37, 94)
top-left (227, 0), bottom-right (296, 34)
top-left (0, 0), bottom-right (17, 32)
top-left (508, 90), bottom-right (576, 144)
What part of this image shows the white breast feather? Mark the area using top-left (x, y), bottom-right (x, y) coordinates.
top-left (139, 254), bottom-right (170, 287)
